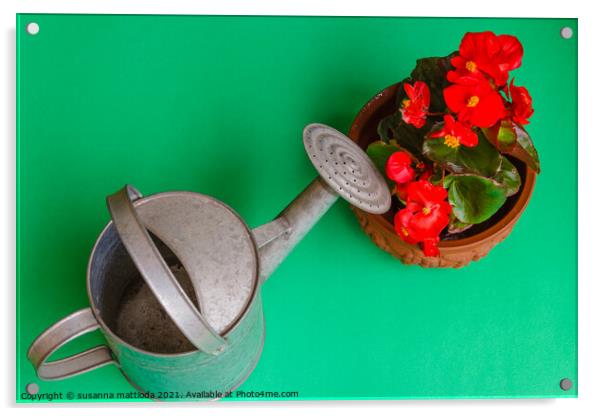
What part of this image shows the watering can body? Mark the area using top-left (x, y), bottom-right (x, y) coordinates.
top-left (29, 190), bottom-right (269, 398)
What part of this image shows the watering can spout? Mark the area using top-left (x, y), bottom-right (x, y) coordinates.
top-left (253, 177), bottom-right (339, 282)
top-left (253, 124), bottom-right (391, 283)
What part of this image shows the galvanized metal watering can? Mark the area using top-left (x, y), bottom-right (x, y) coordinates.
top-left (27, 124), bottom-right (391, 399)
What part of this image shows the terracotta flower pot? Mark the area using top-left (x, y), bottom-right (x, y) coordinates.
top-left (348, 83), bottom-right (537, 268)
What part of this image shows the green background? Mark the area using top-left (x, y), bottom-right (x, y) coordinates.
top-left (16, 15), bottom-right (577, 401)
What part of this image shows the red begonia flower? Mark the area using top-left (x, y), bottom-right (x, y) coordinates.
top-left (430, 115), bottom-right (478, 148)
top-left (443, 79), bottom-right (506, 128)
top-left (508, 79), bottom-right (534, 125)
top-left (386, 151), bottom-right (415, 184)
top-left (399, 81), bottom-right (430, 128)
top-left (447, 31), bottom-right (523, 87)
top-left (393, 180), bottom-right (452, 257)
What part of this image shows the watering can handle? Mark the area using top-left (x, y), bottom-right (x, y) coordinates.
top-left (106, 185), bottom-right (228, 355)
top-left (27, 308), bottom-right (115, 380)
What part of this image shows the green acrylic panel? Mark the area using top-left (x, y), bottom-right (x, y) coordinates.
top-left (16, 14), bottom-right (577, 402)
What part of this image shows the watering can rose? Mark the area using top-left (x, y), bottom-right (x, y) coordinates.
top-left (366, 30), bottom-right (540, 257)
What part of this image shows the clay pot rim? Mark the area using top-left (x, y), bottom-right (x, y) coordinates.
top-left (348, 83), bottom-right (537, 250)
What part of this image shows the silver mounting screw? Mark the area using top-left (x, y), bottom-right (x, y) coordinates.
top-left (560, 27), bottom-right (573, 39)
top-left (26, 22), bottom-right (40, 36)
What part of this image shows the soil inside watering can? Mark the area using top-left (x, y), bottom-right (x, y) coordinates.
top-left (113, 238), bottom-right (198, 354)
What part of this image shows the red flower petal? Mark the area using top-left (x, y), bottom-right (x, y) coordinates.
top-left (459, 128), bottom-right (479, 147)
top-left (422, 237), bottom-right (441, 257)
top-left (509, 79), bottom-right (534, 125)
top-left (496, 35), bottom-right (523, 72)
top-left (414, 81), bottom-right (431, 105)
top-left (469, 88), bottom-right (506, 128)
top-left (443, 81), bottom-right (505, 128)
top-left (400, 81), bottom-right (430, 128)
top-left (409, 203), bottom-right (451, 238)
top-left (443, 84), bottom-right (469, 114)
top-left (458, 32), bottom-right (485, 59)
top-left (403, 82), bottom-right (415, 99)
top-left (393, 180), bottom-right (452, 257)
top-left (386, 151), bottom-right (415, 184)
top-left (394, 208), bottom-right (418, 244)
top-left (407, 180), bottom-right (448, 205)
top-left (401, 109), bottom-right (427, 129)
top-left (395, 182), bottom-right (409, 201)
top-left (430, 114), bottom-right (478, 148)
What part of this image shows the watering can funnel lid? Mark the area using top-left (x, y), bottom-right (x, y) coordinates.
top-left (108, 188), bottom-right (258, 345)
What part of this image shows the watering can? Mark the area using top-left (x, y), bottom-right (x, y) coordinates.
top-left (27, 124), bottom-right (391, 399)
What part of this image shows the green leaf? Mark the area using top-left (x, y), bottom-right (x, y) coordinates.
top-left (428, 165), bottom-right (445, 186)
top-left (377, 114), bottom-right (395, 142)
top-left (392, 120), bottom-right (427, 158)
top-left (409, 54), bottom-right (454, 113)
top-left (423, 127), bottom-right (502, 177)
top-left (483, 120), bottom-right (540, 173)
top-left (514, 123), bottom-right (541, 173)
top-left (377, 113), bottom-right (425, 158)
top-left (447, 215), bottom-right (473, 234)
top-left (483, 119), bottom-right (517, 152)
top-left (366, 141), bottom-right (399, 186)
top-left (444, 174), bottom-right (507, 224)
top-left (494, 157), bottom-right (521, 197)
